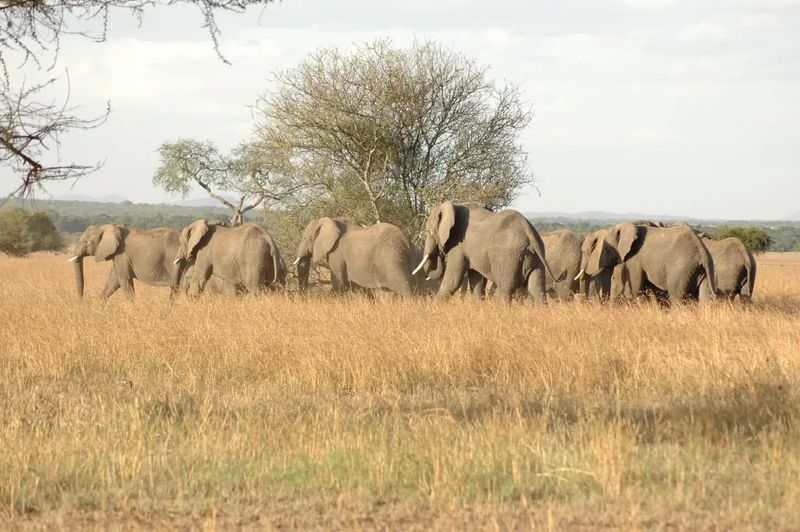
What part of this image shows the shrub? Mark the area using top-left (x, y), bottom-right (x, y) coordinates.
top-left (715, 226), bottom-right (773, 253)
top-left (0, 207), bottom-right (64, 257)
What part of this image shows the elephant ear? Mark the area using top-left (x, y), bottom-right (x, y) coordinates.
top-left (435, 201), bottom-right (456, 249)
top-left (614, 223), bottom-right (640, 262)
top-left (585, 234), bottom-right (604, 275)
top-left (94, 225), bottom-right (122, 262)
top-left (183, 219), bottom-right (210, 259)
top-left (312, 217), bottom-right (341, 263)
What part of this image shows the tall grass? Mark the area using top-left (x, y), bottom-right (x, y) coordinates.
top-left (1, 253), bottom-right (799, 528)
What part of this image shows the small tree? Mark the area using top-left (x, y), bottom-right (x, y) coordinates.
top-left (248, 39), bottom-right (533, 239)
top-left (153, 139), bottom-right (263, 226)
top-left (0, 207), bottom-right (63, 257)
top-left (716, 226), bottom-right (773, 253)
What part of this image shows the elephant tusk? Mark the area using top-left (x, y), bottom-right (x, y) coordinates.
top-left (68, 256), bottom-right (80, 262)
top-left (425, 276), bottom-right (431, 281)
top-left (173, 257), bottom-right (182, 265)
top-left (574, 268), bottom-right (585, 281)
top-left (292, 257), bottom-right (301, 266)
top-left (411, 254), bottom-right (429, 275)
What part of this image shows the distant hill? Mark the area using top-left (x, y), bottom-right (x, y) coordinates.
top-left (524, 211), bottom-right (797, 226)
top-left (53, 193), bottom-right (241, 208)
top-left (525, 211), bottom-right (684, 222)
top-left (55, 193), bottom-right (131, 204)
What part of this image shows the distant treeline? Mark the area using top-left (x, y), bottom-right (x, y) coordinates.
top-left (3, 200), bottom-right (799, 252)
top-left (3, 200), bottom-right (230, 235)
top-left (529, 219), bottom-right (800, 252)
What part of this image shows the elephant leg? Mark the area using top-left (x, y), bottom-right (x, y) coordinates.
top-left (383, 270), bottom-right (412, 297)
top-left (526, 267), bottom-right (546, 305)
top-left (116, 266), bottom-right (135, 300)
top-left (189, 264), bottom-right (211, 297)
top-left (624, 267), bottom-right (644, 301)
top-left (698, 278), bottom-right (715, 303)
top-left (555, 282), bottom-right (573, 301)
top-left (492, 281), bottom-right (514, 301)
top-left (330, 265), bottom-right (350, 294)
top-left (100, 270), bottom-right (121, 300)
top-left (437, 255), bottom-right (467, 299)
top-left (467, 270), bottom-right (485, 300)
top-left (667, 272), bottom-right (692, 303)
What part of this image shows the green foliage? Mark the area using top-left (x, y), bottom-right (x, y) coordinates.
top-left (0, 207), bottom-right (64, 257)
top-left (715, 226), bottom-right (773, 253)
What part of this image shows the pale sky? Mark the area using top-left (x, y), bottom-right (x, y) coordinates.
top-left (5, 0), bottom-right (800, 220)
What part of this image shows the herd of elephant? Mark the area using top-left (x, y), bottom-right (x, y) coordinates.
top-left (67, 201), bottom-right (756, 304)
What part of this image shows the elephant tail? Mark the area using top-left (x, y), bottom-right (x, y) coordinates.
top-left (524, 222), bottom-right (566, 283)
top-left (741, 248), bottom-right (757, 301)
top-left (698, 240), bottom-right (718, 298)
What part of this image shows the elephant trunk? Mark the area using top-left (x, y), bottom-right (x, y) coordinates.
top-left (272, 250), bottom-right (281, 285)
top-left (73, 256), bottom-right (85, 298)
top-left (296, 256), bottom-right (311, 290)
top-left (169, 258), bottom-right (186, 297)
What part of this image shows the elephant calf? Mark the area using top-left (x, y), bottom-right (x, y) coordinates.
top-left (294, 217), bottom-right (420, 296)
top-left (698, 234), bottom-right (756, 303)
top-left (541, 229), bottom-right (582, 300)
top-left (174, 220), bottom-right (285, 295)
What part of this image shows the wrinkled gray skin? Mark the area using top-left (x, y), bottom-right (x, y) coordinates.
top-left (541, 229), bottom-right (582, 300)
top-left (175, 220), bottom-right (285, 296)
top-left (577, 222), bottom-right (717, 303)
top-left (295, 217), bottom-right (423, 296)
top-left (415, 201), bottom-right (560, 302)
top-left (697, 235), bottom-right (756, 303)
top-left (70, 224), bottom-right (185, 300)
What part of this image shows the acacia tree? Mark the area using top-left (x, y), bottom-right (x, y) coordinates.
top-left (1, 0), bottom-right (273, 199)
top-left (248, 39), bottom-right (533, 238)
top-left (153, 139), bottom-right (263, 226)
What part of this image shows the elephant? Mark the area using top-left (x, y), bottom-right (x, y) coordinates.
top-left (293, 217), bottom-right (424, 296)
top-left (577, 221), bottom-right (664, 301)
top-left (576, 222), bottom-right (717, 303)
top-left (413, 201), bottom-right (561, 302)
top-left (541, 229), bottom-right (582, 300)
top-left (697, 234), bottom-right (757, 303)
top-left (422, 202), bottom-right (492, 299)
top-left (174, 219), bottom-right (285, 296)
top-left (576, 229), bottom-right (616, 301)
top-left (69, 224), bottom-right (184, 299)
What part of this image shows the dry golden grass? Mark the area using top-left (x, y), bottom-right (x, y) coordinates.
top-left (2, 252), bottom-right (800, 529)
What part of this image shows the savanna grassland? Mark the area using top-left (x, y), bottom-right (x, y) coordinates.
top-left (2, 253), bottom-right (800, 529)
